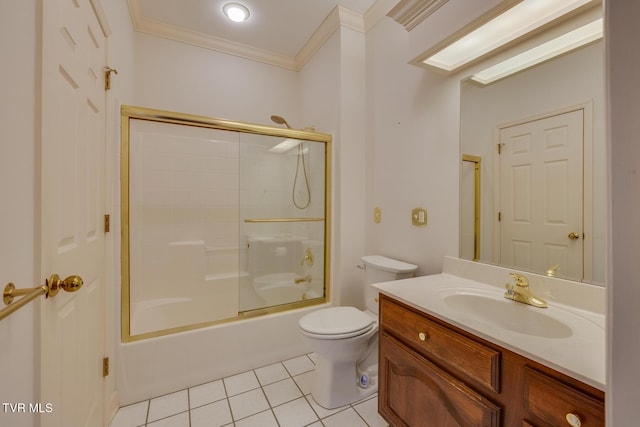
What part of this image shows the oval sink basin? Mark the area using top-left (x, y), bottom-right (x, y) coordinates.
top-left (443, 293), bottom-right (573, 338)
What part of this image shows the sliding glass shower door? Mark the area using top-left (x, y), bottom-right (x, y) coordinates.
top-left (121, 106), bottom-right (330, 342)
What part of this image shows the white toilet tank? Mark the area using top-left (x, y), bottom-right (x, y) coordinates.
top-left (362, 255), bottom-right (417, 313)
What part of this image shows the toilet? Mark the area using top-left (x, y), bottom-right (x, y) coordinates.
top-left (298, 255), bottom-right (418, 409)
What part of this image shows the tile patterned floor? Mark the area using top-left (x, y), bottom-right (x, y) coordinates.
top-left (109, 353), bottom-right (388, 427)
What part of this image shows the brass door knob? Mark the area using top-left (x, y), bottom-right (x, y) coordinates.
top-left (568, 232), bottom-right (580, 240)
top-left (46, 274), bottom-right (84, 298)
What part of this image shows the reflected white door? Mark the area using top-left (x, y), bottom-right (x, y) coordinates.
top-left (41, 0), bottom-right (107, 425)
top-left (498, 109), bottom-right (583, 280)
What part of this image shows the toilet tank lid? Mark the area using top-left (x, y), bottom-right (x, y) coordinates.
top-left (361, 255), bottom-right (418, 273)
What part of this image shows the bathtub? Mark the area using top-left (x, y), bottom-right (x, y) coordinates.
top-left (116, 303), bottom-right (326, 405)
top-left (130, 272), bottom-right (246, 336)
top-left (252, 272), bottom-right (308, 306)
top-left (118, 237), bottom-right (327, 404)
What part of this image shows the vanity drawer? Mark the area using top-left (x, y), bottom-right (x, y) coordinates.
top-left (380, 295), bottom-right (501, 393)
top-left (524, 367), bottom-right (604, 427)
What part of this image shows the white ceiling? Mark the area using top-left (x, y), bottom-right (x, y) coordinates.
top-left (130, 0), bottom-right (383, 69)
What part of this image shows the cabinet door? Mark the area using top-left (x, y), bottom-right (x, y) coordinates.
top-left (379, 335), bottom-right (501, 427)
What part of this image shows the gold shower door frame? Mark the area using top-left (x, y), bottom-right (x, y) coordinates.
top-left (120, 105), bottom-right (332, 342)
top-left (461, 154), bottom-right (481, 262)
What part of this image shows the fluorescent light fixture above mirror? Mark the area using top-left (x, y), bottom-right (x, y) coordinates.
top-left (423, 0), bottom-right (593, 71)
top-left (470, 18), bottom-right (602, 85)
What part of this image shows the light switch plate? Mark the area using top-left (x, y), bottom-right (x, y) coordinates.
top-left (412, 208), bottom-right (427, 226)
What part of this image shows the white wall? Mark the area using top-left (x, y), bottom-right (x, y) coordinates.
top-left (133, 33), bottom-right (300, 125)
top-left (0, 1), bottom-right (38, 426)
top-left (335, 27), bottom-right (367, 307)
top-left (607, 0), bottom-right (640, 424)
top-left (365, 17), bottom-right (460, 275)
top-left (298, 26), bottom-right (368, 307)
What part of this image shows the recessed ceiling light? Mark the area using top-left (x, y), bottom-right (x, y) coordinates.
top-left (223, 3), bottom-right (250, 23)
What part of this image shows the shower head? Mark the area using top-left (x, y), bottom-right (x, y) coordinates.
top-left (270, 115), bottom-right (291, 129)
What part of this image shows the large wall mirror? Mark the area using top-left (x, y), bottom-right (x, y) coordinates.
top-left (459, 5), bottom-right (605, 285)
top-left (120, 106), bottom-right (332, 341)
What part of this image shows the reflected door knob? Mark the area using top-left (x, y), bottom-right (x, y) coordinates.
top-left (568, 232), bottom-right (580, 240)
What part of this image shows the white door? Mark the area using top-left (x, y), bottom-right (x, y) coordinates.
top-left (41, 0), bottom-right (107, 425)
top-left (498, 109), bottom-right (583, 280)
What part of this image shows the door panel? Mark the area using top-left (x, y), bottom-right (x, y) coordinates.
top-left (41, 0), bottom-right (107, 425)
top-left (499, 109), bottom-right (583, 280)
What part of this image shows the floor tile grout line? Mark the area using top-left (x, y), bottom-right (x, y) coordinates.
top-left (116, 353), bottom-right (390, 427)
top-left (186, 388), bottom-right (192, 427)
top-left (256, 365), bottom-right (307, 426)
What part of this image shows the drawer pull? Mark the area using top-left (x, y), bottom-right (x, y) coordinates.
top-left (418, 332), bottom-right (427, 341)
top-left (565, 413), bottom-right (582, 427)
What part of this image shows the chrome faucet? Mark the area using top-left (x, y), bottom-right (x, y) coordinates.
top-left (504, 273), bottom-right (547, 308)
top-left (294, 275), bottom-right (312, 285)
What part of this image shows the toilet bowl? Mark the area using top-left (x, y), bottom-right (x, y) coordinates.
top-left (298, 255), bottom-right (417, 409)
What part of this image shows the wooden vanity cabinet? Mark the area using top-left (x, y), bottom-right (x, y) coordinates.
top-left (378, 295), bottom-right (605, 427)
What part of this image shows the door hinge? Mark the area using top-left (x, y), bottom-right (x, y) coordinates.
top-left (104, 66), bottom-right (118, 90)
top-left (104, 214), bottom-right (110, 233)
top-left (497, 143), bottom-right (503, 154)
top-left (102, 357), bottom-right (109, 377)
top-left (498, 212), bottom-right (502, 222)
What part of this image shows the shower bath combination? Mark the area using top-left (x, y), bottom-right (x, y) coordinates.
top-left (271, 114), bottom-right (311, 209)
top-left (120, 105), bottom-right (331, 343)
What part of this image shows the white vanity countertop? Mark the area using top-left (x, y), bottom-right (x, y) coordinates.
top-left (374, 272), bottom-right (606, 391)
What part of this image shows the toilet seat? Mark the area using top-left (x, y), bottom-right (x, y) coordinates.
top-left (299, 306), bottom-right (375, 339)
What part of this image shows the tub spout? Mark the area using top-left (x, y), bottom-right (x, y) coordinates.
top-left (294, 275), bottom-right (312, 284)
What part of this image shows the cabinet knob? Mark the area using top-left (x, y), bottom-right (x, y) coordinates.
top-left (565, 413), bottom-right (582, 427)
top-left (418, 332), bottom-right (427, 341)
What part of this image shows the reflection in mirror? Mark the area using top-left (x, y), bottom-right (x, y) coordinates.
top-left (460, 17), bottom-right (605, 285)
top-left (461, 155), bottom-right (481, 261)
top-left (121, 106), bottom-right (331, 341)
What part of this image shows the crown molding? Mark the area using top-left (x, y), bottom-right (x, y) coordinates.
top-left (128, 0), bottom-right (375, 71)
top-left (387, 0), bottom-right (449, 31)
top-left (364, 0), bottom-right (401, 32)
top-left (296, 6), bottom-right (365, 69)
top-left (135, 16), bottom-right (299, 70)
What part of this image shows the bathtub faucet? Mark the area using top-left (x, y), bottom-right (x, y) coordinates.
top-left (294, 275), bottom-right (312, 284)
top-left (301, 248), bottom-right (314, 267)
